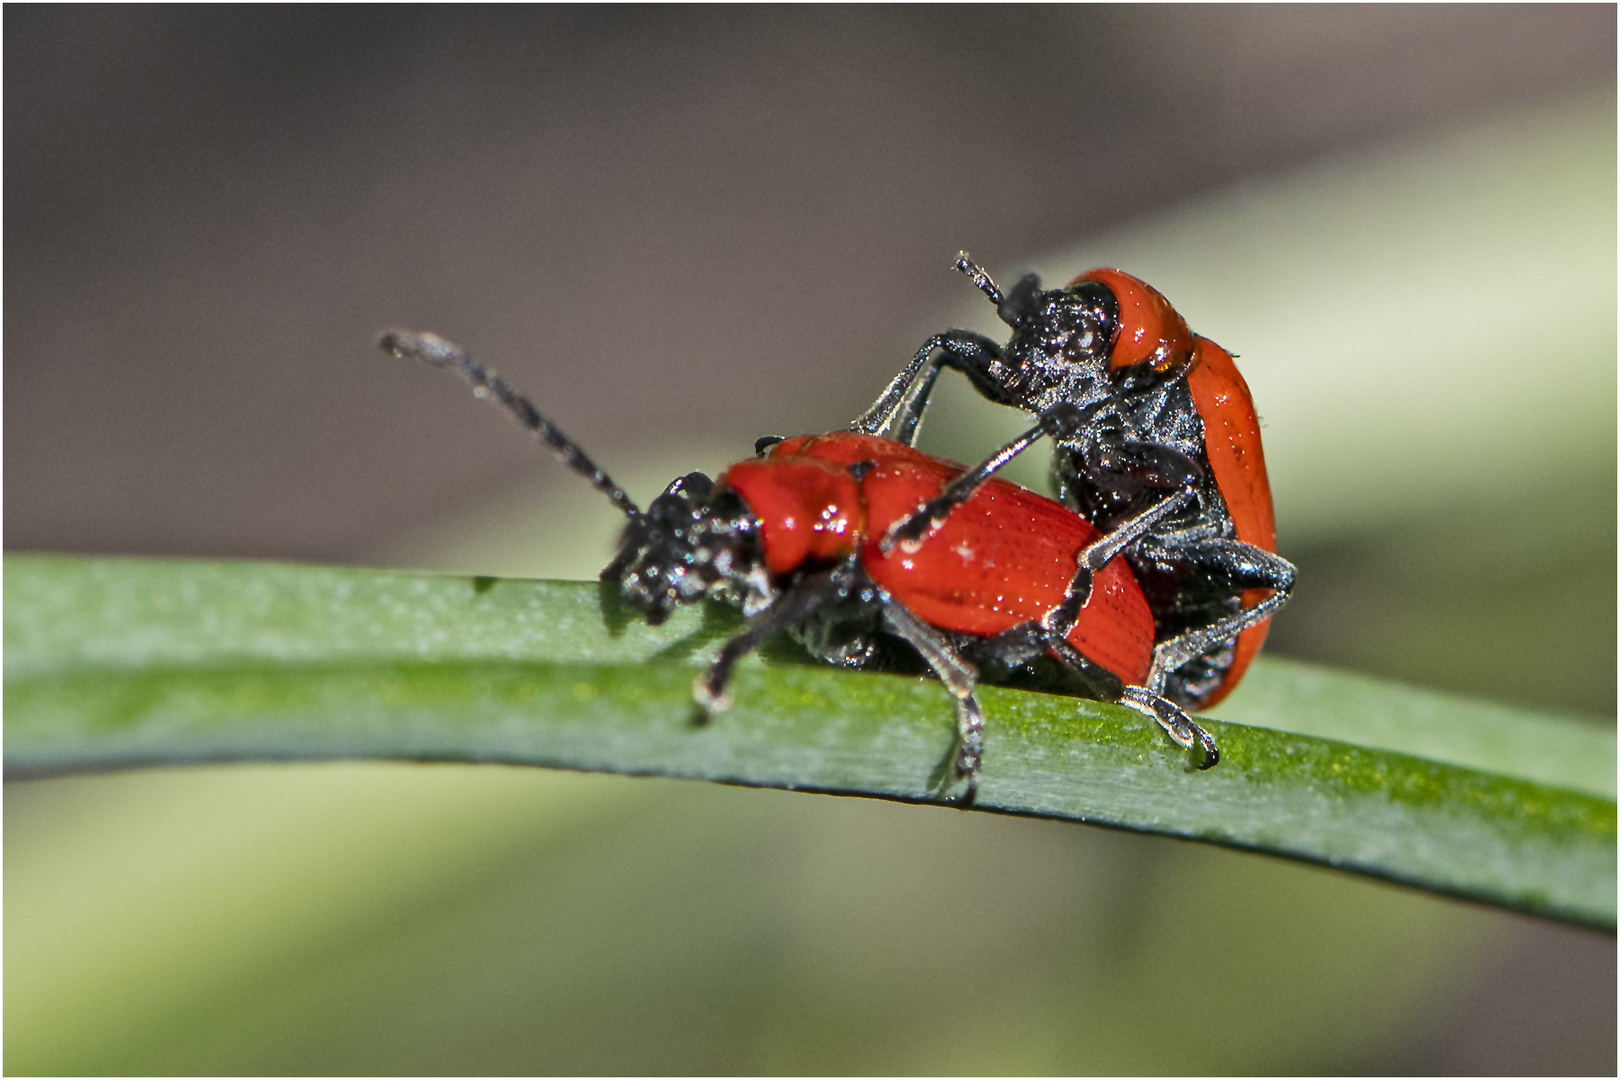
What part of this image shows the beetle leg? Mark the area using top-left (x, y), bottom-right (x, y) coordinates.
top-left (1040, 487), bottom-right (1196, 640)
top-left (880, 599), bottom-right (986, 806)
top-left (879, 402), bottom-right (1105, 555)
top-left (853, 247), bottom-right (1035, 442)
top-left (1142, 541), bottom-right (1297, 691)
top-left (1073, 485), bottom-right (1195, 568)
top-left (1139, 537), bottom-right (1297, 594)
top-left (1148, 588), bottom-right (1290, 684)
top-left (890, 361), bottom-right (947, 448)
top-left (1029, 636), bottom-right (1127, 701)
top-left (693, 566), bottom-right (847, 712)
top-left (852, 330), bottom-right (1007, 443)
top-left (1037, 638), bottom-right (1215, 766)
top-left (1147, 560), bottom-right (1295, 691)
top-left (1116, 685), bottom-right (1220, 768)
top-left (963, 622), bottom-right (1211, 766)
top-left (879, 421), bottom-right (1048, 553)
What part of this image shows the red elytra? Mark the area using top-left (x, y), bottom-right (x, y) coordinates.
top-left (1182, 336), bottom-right (1275, 703)
top-left (720, 432), bottom-right (1156, 686)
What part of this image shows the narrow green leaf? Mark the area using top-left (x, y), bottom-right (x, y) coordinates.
top-left (6, 554), bottom-right (1613, 929)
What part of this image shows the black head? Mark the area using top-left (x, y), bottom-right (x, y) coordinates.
top-left (954, 255), bottom-right (1121, 404)
top-left (605, 473), bottom-right (769, 624)
top-left (1002, 277), bottom-right (1119, 372)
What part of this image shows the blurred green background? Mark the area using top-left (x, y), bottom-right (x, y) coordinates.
top-left (6, 8), bottom-right (1614, 1074)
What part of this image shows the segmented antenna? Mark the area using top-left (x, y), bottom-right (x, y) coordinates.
top-left (378, 329), bottom-right (641, 519)
top-left (953, 251), bottom-right (1003, 306)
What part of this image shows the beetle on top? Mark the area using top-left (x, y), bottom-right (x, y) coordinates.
top-left (853, 253), bottom-right (1295, 711)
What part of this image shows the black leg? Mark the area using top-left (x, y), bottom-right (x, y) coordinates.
top-left (879, 401), bottom-right (1105, 554)
top-left (880, 599), bottom-right (986, 806)
top-left (1117, 685), bottom-right (1219, 768)
top-left (891, 361), bottom-right (945, 447)
top-left (1039, 487), bottom-right (1196, 640)
top-left (970, 625), bottom-right (1216, 768)
top-left (1143, 541), bottom-right (1296, 692)
top-left (851, 331), bottom-right (1007, 443)
top-left (880, 419), bottom-right (1052, 553)
top-left (853, 251), bottom-right (1050, 444)
top-left (693, 567), bottom-right (847, 711)
top-left (1039, 639), bottom-right (1217, 768)
top-left (969, 626), bottom-right (1124, 702)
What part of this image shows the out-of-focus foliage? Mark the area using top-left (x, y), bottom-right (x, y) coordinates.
top-left (3, 763), bottom-right (1593, 1075)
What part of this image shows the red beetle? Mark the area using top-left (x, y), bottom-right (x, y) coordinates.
top-left (854, 254), bottom-right (1295, 710)
top-left (381, 329), bottom-right (1218, 805)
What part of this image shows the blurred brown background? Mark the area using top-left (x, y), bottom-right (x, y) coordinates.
top-left (6, 6), bottom-right (1615, 1074)
top-left (6, 6), bottom-right (1613, 564)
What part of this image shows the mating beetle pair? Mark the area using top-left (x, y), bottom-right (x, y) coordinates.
top-left (381, 254), bottom-right (1292, 803)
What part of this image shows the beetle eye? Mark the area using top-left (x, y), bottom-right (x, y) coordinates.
top-left (996, 273), bottom-right (1043, 327)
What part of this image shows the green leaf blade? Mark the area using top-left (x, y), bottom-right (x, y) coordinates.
top-left (6, 554), bottom-right (1614, 930)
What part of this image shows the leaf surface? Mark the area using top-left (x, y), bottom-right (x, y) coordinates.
top-left (6, 554), bottom-right (1613, 929)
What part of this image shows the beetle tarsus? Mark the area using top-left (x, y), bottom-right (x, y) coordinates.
top-left (1118, 685), bottom-right (1220, 766)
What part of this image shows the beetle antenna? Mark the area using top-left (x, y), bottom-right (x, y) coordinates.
top-left (953, 251), bottom-right (1004, 306)
top-left (378, 328), bottom-right (642, 519)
